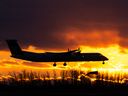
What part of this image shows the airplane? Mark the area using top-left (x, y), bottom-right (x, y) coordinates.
top-left (6, 40), bottom-right (109, 66)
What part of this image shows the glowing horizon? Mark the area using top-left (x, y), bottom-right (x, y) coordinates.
top-left (1, 43), bottom-right (128, 74)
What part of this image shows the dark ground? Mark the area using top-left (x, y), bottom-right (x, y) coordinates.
top-left (1, 88), bottom-right (128, 96)
top-left (0, 73), bottom-right (128, 96)
top-left (0, 85), bottom-right (128, 96)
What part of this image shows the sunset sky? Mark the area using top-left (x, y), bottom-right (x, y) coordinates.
top-left (0, 0), bottom-right (128, 73)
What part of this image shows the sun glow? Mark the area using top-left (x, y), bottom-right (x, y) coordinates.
top-left (0, 44), bottom-right (128, 74)
top-left (79, 44), bottom-right (128, 69)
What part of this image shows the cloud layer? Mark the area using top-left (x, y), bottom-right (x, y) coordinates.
top-left (0, 0), bottom-right (128, 50)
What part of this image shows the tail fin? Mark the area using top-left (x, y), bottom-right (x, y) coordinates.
top-left (6, 40), bottom-right (22, 56)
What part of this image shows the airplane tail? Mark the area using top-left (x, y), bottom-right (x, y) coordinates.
top-left (6, 40), bottom-right (22, 56)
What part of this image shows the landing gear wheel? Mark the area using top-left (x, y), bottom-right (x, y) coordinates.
top-left (63, 62), bottom-right (67, 66)
top-left (53, 63), bottom-right (57, 67)
top-left (102, 61), bottom-right (105, 64)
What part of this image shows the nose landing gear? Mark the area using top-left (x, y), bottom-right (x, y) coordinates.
top-left (102, 61), bottom-right (105, 64)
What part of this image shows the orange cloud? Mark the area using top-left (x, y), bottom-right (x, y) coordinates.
top-left (63, 28), bottom-right (120, 48)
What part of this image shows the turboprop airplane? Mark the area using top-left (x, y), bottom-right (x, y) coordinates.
top-left (6, 40), bottom-right (108, 66)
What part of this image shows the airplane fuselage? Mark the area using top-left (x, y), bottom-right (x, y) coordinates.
top-left (12, 51), bottom-right (108, 62)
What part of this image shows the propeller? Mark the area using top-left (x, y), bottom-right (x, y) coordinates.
top-left (67, 47), bottom-right (81, 53)
top-left (77, 47), bottom-right (81, 53)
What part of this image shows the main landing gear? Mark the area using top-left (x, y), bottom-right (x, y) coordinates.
top-left (63, 62), bottom-right (67, 66)
top-left (53, 62), bottom-right (67, 67)
top-left (53, 62), bottom-right (57, 67)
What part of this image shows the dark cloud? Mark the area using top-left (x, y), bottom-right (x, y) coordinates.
top-left (0, 0), bottom-right (128, 50)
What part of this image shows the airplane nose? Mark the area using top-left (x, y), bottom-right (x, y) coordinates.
top-left (104, 56), bottom-right (109, 60)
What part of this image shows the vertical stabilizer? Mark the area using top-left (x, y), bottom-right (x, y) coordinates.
top-left (6, 40), bottom-right (22, 56)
